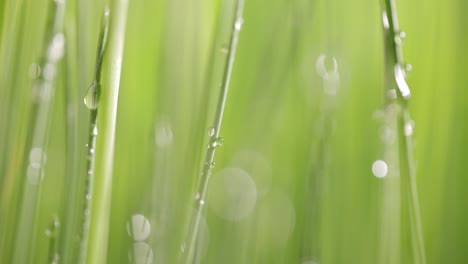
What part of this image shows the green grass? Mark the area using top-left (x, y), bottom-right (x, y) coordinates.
top-left (1, 0), bottom-right (468, 263)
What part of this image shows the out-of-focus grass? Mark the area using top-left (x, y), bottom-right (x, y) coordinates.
top-left (0, 0), bottom-right (467, 263)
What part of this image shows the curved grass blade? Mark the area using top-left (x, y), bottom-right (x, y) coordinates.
top-left (380, 0), bottom-right (426, 263)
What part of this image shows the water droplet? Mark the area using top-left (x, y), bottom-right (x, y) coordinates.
top-left (381, 11), bottom-right (389, 29)
top-left (85, 194), bottom-right (91, 200)
top-left (29, 148), bottom-right (46, 166)
top-left (127, 214), bottom-right (151, 241)
top-left (207, 127), bottom-right (215, 137)
top-left (316, 54), bottom-right (338, 80)
top-left (48, 33), bottom-right (65, 62)
top-left (208, 168), bottom-right (257, 221)
top-left (92, 126), bottom-right (98, 136)
top-left (129, 242), bottom-right (153, 264)
top-left (399, 31), bottom-right (406, 40)
top-left (394, 31), bottom-right (406, 45)
top-left (404, 120), bottom-right (415, 136)
top-left (194, 192), bottom-right (201, 200)
top-left (235, 18), bottom-right (244, 31)
top-left (405, 63), bottom-right (413, 72)
top-left (155, 120), bottom-right (173, 147)
top-left (89, 148), bottom-right (95, 154)
top-left (210, 137), bottom-right (224, 148)
top-left (199, 199), bottom-right (205, 206)
top-left (204, 161), bottom-right (215, 169)
top-left (394, 64), bottom-right (411, 98)
top-left (84, 81), bottom-right (99, 110)
top-left (45, 228), bottom-right (52, 237)
top-left (372, 160), bottom-right (388, 178)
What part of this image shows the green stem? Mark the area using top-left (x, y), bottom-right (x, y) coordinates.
top-left (181, 0), bottom-right (245, 263)
top-left (9, 0), bottom-right (65, 263)
top-left (85, 0), bottom-right (128, 263)
top-left (58, 0), bottom-right (83, 262)
top-left (79, 8), bottom-right (109, 263)
top-left (380, 1), bottom-right (426, 263)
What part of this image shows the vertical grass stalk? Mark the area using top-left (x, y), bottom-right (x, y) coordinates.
top-left (9, 1), bottom-right (65, 263)
top-left (78, 7), bottom-right (109, 263)
top-left (181, 0), bottom-right (245, 263)
top-left (380, 0), bottom-right (426, 263)
top-left (85, 0), bottom-right (128, 263)
top-left (58, 0), bottom-right (85, 262)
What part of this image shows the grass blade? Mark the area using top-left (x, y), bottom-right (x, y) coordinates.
top-left (78, 6), bottom-right (110, 263)
top-left (8, 1), bottom-right (65, 263)
top-left (380, 0), bottom-right (427, 263)
top-left (84, 0), bottom-right (128, 263)
top-left (180, 0), bottom-right (245, 263)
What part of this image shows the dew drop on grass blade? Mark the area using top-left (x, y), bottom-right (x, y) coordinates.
top-left (180, 0), bottom-right (245, 263)
top-left (379, 0), bottom-right (426, 263)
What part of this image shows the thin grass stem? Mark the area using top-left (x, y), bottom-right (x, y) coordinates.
top-left (9, 1), bottom-right (65, 263)
top-left (380, 1), bottom-right (426, 263)
top-left (78, 6), bottom-right (110, 264)
top-left (180, 0), bottom-right (245, 263)
top-left (85, 0), bottom-right (128, 262)
top-left (58, 0), bottom-right (85, 262)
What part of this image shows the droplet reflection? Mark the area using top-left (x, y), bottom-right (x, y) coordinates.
top-left (230, 150), bottom-right (272, 197)
top-left (208, 168), bottom-right (257, 221)
top-left (155, 119), bottom-right (173, 147)
top-left (129, 242), bottom-right (153, 264)
top-left (372, 160), bottom-right (388, 178)
top-left (127, 214), bottom-right (151, 242)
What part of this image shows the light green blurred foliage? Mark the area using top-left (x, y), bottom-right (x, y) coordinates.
top-left (0, 0), bottom-right (467, 263)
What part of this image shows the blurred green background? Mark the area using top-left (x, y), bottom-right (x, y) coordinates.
top-left (0, 0), bottom-right (467, 263)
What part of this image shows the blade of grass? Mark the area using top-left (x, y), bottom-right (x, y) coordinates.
top-left (9, 1), bottom-right (65, 263)
top-left (78, 7), bottom-right (109, 263)
top-left (0, 0), bottom-right (27, 261)
top-left (0, 0), bottom-right (25, 176)
top-left (58, 0), bottom-right (86, 262)
top-left (180, 0), bottom-right (245, 263)
top-left (85, 0), bottom-right (128, 263)
top-left (380, 0), bottom-right (426, 263)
